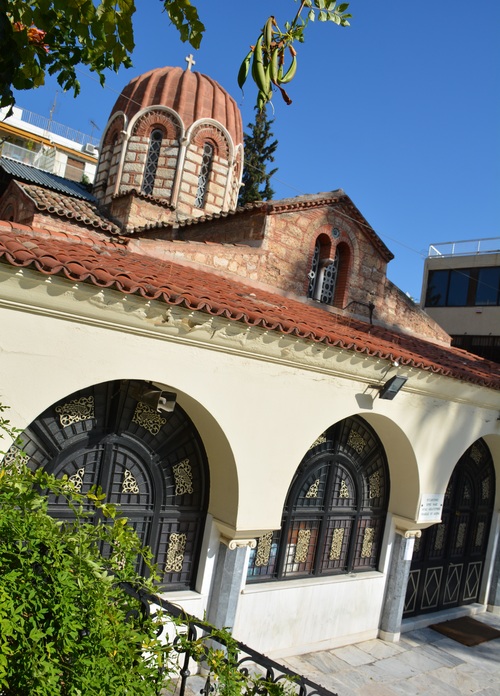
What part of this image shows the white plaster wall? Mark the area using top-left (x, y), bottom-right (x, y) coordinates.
top-left (2, 268), bottom-right (500, 653)
top-left (424, 305), bottom-right (500, 336)
top-left (233, 571), bottom-right (387, 657)
top-left (1, 270), bottom-right (500, 533)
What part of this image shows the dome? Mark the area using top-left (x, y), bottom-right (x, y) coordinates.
top-left (110, 66), bottom-right (243, 146)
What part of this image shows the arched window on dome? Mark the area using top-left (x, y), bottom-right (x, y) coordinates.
top-left (195, 142), bottom-right (214, 208)
top-left (142, 128), bottom-right (163, 195)
top-left (247, 416), bottom-right (390, 581)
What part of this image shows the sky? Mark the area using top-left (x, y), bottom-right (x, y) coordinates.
top-left (13, 1), bottom-right (500, 301)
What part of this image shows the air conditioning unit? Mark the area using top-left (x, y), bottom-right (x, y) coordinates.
top-left (82, 143), bottom-right (97, 155)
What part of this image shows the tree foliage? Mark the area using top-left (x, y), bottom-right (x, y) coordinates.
top-left (237, 1), bottom-right (351, 110)
top-left (0, 406), bottom-right (299, 695)
top-left (0, 0), bottom-right (350, 114)
top-left (0, 406), bottom-right (172, 694)
top-left (238, 107), bottom-right (278, 206)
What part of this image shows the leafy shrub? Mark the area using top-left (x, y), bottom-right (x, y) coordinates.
top-left (0, 406), bottom-right (298, 696)
top-left (0, 407), bottom-right (173, 695)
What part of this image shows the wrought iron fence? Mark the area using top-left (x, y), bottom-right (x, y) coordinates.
top-left (120, 582), bottom-right (338, 696)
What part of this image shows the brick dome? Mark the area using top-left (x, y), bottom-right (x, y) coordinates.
top-left (110, 66), bottom-right (243, 146)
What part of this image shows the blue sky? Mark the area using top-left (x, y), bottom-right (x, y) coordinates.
top-left (13, 1), bottom-right (500, 301)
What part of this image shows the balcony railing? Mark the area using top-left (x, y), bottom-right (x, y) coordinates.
top-left (0, 141), bottom-right (95, 184)
top-left (120, 582), bottom-right (338, 696)
top-left (428, 238), bottom-right (500, 257)
top-left (4, 106), bottom-right (100, 148)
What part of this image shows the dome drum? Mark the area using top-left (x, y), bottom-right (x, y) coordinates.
top-left (94, 66), bottom-right (243, 228)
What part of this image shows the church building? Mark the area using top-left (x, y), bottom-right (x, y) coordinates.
top-left (0, 63), bottom-right (499, 658)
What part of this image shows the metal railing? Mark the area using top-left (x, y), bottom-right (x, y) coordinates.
top-left (8, 107), bottom-right (100, 148)
top-left (0, 141), bottom-right (96, 183)
top-left (120, 582), bottom-right (338, 696)
top-left (428, 238), bottom-right (500, 257)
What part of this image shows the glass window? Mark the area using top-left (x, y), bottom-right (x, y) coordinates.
top-left (447, 269), bottom-right (471, 306)
top-left (425, 270), bottom-right (449, 307)
top-left (142, 129), bottom-right (163, 195)
top-left (195, 143), bottom-right (214, 208)
top-left (476, 267), bottom-right (500, 306)
top-left (247, 416), bottom-right (389, 582)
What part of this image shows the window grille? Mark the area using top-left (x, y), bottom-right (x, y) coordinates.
top-left (247, 416), bottom-right (389, 581)
top-left (142, 129), bottom-right (163, 195)
top-left (195, 143), bottom-right (214, 208)
top-left (14, 379), bottom-right (209, 591)
top-left (307, 238), bottom-right (339, 305)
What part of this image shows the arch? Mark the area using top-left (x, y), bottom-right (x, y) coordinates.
top-left (307, 233), bottom-right (333, 302)
top-left (132, 109), bottom-right (181, 141)
top-left (360, 412), bottom-right (420, 520)
top-left (13, 379), bottom-right (210, 591)
top-left (404, 438), bottom-right (496, 616)
top-left (247, 415), bottom-right (390, 581)
top-left (307, 231), bottom-right (353, 307)
top-left (93, 115), bottom-right (124, 201)
top-left (189, 122), bottom-right (231, 160)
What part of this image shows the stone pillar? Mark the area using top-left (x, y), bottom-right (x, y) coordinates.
top-left (488, 529), bottom-right (500, 614)
top-left (206, 540), bottom-right (253, 632)
top-left (379, 528), bottom-right (421, 642)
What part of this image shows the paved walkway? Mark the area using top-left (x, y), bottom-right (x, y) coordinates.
top-left (279, 610), bottom-right (500, 696)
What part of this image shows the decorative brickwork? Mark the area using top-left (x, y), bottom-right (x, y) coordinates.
top-left (190, 124), bottom-right (230, 159)
top-left (133, 110), bottom-right (181, 141)
top-left (94, 117), bottom-right (125, 205)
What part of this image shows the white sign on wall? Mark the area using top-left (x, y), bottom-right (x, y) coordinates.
top-left (417, 493), bottom-right (444, 523)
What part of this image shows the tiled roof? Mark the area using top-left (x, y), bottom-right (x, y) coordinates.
top-left (0, 158), bottom-right (96, 201)
top-left (125, 190), bottom-right (394, 262)
top-left (20, 182), bottom-right (120, 234)
top-left (0, 222), bottom-right (499, 391)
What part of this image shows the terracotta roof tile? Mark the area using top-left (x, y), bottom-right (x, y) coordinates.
top-left (20, 183), bottom-right (120, 234)
top-left (126, 191), bottom-right (394, 262)
top-left (0, 223), bottom-right (499, 390)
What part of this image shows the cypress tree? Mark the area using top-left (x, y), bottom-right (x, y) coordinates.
top-left (238, 106), bottom-right (278, 206)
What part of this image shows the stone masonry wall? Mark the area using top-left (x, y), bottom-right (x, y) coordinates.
top-left (130, 202), bottom-right (449, 342)
top-left (109, 194), bottom-right (174, 232)
top-left (120, 135), bottom-right (179, 200)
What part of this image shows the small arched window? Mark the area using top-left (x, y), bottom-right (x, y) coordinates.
top-left (308, 234), bottom-right (337, 304)
top-left (247, 416), bottom-right (390, 581)
top-left (195, 142), bottom-right (214, 208)
top-left (142, 128), bottom-right (163, 195)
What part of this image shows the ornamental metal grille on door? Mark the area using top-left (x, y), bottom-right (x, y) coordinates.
top-left (13, 379), bottom-right (209, 591)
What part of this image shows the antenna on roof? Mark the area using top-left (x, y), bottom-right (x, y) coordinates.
top-left (89, 120), bottom-right (100, 141)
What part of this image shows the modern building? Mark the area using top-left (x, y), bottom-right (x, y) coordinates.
top-left (421, 238), bottom-right (500, 363)
top-left (0, 64), bottom-right (499, 659)
top-left (0, 104), bottom-right (99, 183)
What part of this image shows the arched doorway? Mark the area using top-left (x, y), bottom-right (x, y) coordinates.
top-left (404, 439), bottom-right (495, 617)
top-left (12, 379), bottom-right (209, 590)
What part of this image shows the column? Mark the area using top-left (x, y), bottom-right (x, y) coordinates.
top-left (488, 531), bottom-right (500, 614)
top-left (379, 528), bottom-right (420, 642)
top-left (206, 540), bottom-right (252, 632)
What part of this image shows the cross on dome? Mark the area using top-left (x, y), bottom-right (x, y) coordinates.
top-left (185, 54), bottom-right (196, 71)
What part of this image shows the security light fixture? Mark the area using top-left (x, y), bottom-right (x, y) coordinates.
top-left (131, 384), bottom-right (177, 413)
top-left (378, 375), bottom-right (408, 400)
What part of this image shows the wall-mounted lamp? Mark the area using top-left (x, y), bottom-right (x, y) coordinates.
top-left (378, 375), bottom-right (408, 400)
top-left (131, 384), bottom-right (177, 413)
